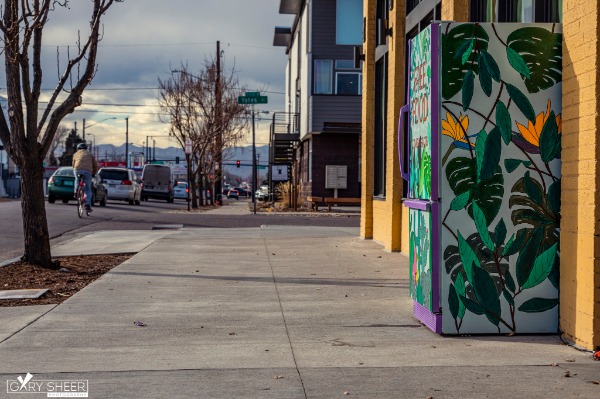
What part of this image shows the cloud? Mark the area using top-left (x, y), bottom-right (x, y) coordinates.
top-left (1, 0), bottom-right (294, 148)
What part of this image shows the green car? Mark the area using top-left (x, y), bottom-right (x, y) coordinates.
top-left (47, 166), bottom-right (107, 206)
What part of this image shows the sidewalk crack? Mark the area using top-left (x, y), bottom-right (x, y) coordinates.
top-left (262, 230), bottom-right (308, 399)
top-left (0, 304), bottom-right (58, 345)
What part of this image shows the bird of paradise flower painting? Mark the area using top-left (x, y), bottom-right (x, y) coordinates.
top-left (438, 22), bottom-right (562, 334)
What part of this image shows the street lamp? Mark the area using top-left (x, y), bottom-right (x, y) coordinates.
top-left (125, 117), bottom-right (129, 168)
top-left (83, 117), bottom-right (116, 140)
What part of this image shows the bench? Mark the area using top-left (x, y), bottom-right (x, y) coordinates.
top-left (306, 196), bottom-right (323, 211)
top-left (324, 197), bottom-right (361, 212)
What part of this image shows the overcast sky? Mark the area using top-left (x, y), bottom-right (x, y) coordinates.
top-left (1, 0), bottom-right (294, 149)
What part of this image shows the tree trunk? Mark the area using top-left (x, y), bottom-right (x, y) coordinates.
top-left (20, 159), bottom-right (56, 269)
top-left (198, 171), bottom-right (205, 207)
top-left (190, 175), bottom-right (198, 209)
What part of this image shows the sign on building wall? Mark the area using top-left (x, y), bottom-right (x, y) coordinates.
top-left (325, 165), bottom-right (347, 189)
top-left (272, 164), bottom-right (288, 181)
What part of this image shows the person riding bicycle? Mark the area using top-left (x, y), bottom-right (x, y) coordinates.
top-left (72, 143), bottom-right (99, 212)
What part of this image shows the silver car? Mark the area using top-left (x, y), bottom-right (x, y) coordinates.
top-left (98, 167), bottom-right (141, 205)
top-left (173, 181), bottom-right (189, 200)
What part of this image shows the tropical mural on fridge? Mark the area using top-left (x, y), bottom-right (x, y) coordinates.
top-left (399, 22), bottom-right (562, 334)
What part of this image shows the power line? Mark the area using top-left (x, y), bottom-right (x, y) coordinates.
top-left (5, 86), bottom-right (285, 95)
top-left (39, 41), bottom-right (283, 51)
top-left (40, 41), bottom-right (215, 48)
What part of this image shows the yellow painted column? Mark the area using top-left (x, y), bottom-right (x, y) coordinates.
top-left (360, 0), bottom-right (376, 240)
top-left (384, 0), bottom-right (407, 252)
top-left (441, 0), bottom-right (469, 21)
top-left (561, 0), bottom-right (600, 351)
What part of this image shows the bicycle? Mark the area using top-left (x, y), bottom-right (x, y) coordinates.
top-left (75, 174), bottom-right (90, 217)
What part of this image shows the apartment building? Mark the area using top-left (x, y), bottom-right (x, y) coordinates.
top-left (274, 0), bottom-right (363, 200)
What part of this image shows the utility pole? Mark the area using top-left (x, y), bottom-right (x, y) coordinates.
top-left (82, 118), bottom-right (86, 140)
top-left (252, 106), bottom-right (257, 215)
top-left (125, 117), bottom-right (129, 168)
top-left (214, 40), bottom-right (223, 202)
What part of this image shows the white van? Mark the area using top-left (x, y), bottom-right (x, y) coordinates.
top-left (141, 164), bottom-right (174, 203)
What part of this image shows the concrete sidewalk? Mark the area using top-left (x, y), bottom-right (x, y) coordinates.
top-left (0, 226), bottom-right (598, 398)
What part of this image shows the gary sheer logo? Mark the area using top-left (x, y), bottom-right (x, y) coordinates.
top-left (6, 373), bottom-right (89, 397)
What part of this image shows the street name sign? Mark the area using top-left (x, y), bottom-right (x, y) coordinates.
top-left (238, 96), bottom-right (268, 104)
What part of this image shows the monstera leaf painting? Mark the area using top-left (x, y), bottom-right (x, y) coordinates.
top-left (506, 27), bottom-right (562, 94)
top-left (510, 174), bottom-right (560, 250)
top-left (445, 156), bottom-right (504, 224)
top-left (442, 24), bottom-right (490, 100)
top-left (444, 231), bottom-right (510, 298)
top-left (438, 22), bottom-right (562, 333)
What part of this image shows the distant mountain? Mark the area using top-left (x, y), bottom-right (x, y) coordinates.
top-left (94, 143), bottom-right (270, 179)
top-left (95, 143), bottom-right (184, 161)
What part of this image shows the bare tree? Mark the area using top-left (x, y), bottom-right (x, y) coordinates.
top-left (158, 61), bottom-right (248, 208)
top-left (47, 125), bottom-right (69, 166)
top-left (0, 1), bottom-right (122, 268)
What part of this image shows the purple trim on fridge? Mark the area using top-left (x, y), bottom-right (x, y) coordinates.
top-left (398, 104), bottom-right (410, 182)
top-left (414, 300), bottom-right (442, 334)
top-left (430, 23), bottom-right (441, 316)
top-left (431, 200), bottom-right (441, 315)
top-left (431, 23), bottom-right (440, 202)
top-left (403, 199), bottom-right (430, 211)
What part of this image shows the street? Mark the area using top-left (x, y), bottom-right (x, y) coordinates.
top-left (0, 198), bottom-right (359, 264)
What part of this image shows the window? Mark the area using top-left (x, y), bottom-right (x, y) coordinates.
top-left (407, 0), bottom-right (421, 14)
top-left (470, 0), bottom-right (561, 22)
top-left (336, 60), bottom-right (357, 69)
top-left (314, 60), bottom-right (333, 94)
top-left (336, 72), bottom-right (362, 95)
top-left (517, 0), bottom-right (534, 22)
top-left (308, 139), bottom-right (313, 182)
top-left (376, 0), bottom-right (389, 48)
top-left (314, 60), bottom-right (362, 95)
top-left (358, 135), bottom-right (362, 183)
top-left (373, 0), bottom-right (388, 198)
top-left (373, 54), bottom-right (387, 197)
top-left (336, 0), bottom-right (363, 45)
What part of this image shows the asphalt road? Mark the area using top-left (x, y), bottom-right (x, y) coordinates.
top-left (0, 197), bottom-right (359, 263)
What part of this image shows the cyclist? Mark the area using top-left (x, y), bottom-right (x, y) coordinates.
top-left (72, 143), bottom-right (99, 212)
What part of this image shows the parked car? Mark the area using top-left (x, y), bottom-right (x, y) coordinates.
top-left (235, 187), bottom-right (250, 198)
top-left (227, 189), bottom-right (239, 200)
top-left (255, 185), bottom-right (269, 201)
top-left (47, 166), bottom-right (107, 206)
top-left (141, 164), bottom-right (174, 203)
top-left (98, 167), bottom-right (141, 205)
top-left (173, 181), bottom-right (189, 200)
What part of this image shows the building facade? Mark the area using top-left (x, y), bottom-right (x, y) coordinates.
top-left (274, 0), bottom-right (363, 200)
top-left (360, 0), bottom-right (598, 349)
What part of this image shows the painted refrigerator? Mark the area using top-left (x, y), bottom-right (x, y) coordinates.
top-left (399, 22), bottom-right (562, 334)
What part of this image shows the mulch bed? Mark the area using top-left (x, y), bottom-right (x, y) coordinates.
top-left (0, 254), bottom-right (132, 307)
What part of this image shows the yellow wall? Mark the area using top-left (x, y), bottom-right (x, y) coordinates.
top-left (360, 1), bottom-right (406, 251)
top-left (560, 0), bottom-right (600, 350)
top-left (441, 0), bottom-right (469, 21)
top-left (360, 0), bottom-right (376, 240)
top-left (362, 0), bottom-right (471, 252)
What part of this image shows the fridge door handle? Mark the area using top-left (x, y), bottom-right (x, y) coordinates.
top-left (398, 104), bottom-right (410, 182)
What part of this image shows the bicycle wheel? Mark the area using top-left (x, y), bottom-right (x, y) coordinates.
top-left (76, 187), bottom-right (84, 218)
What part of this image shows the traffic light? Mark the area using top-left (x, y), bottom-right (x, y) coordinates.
top-left (236, 160), bottom-right (240, 168)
